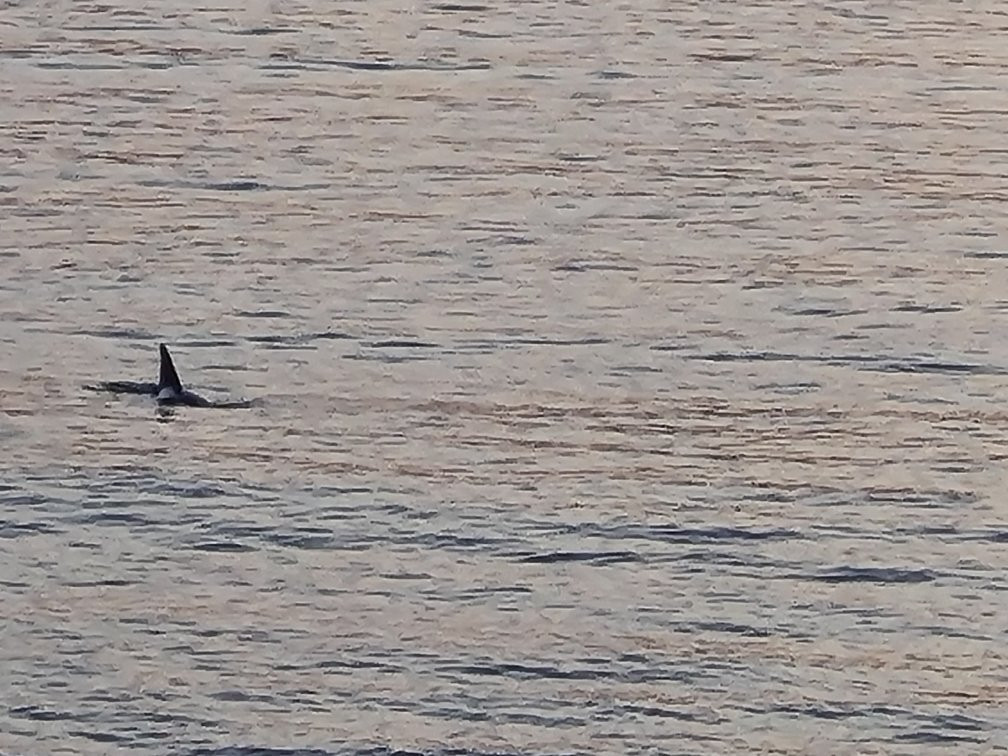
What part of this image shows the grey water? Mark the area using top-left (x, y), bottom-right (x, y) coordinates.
top-left (2, 1), bottom-right (1008, 753)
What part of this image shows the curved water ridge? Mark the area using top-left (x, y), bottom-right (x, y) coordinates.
top-left (3, 0), bottom-right (1008, 753)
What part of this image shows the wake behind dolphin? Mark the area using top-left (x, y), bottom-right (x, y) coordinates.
top-left (88, 343), bottom-right (252, 408)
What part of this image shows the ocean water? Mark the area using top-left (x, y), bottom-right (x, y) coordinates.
top-left (2, 1), bottom-right (1008, 753)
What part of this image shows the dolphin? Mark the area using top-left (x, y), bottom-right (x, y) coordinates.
top-left (88, 343), bottom-right (250, 408)
top-left (153, 343), bottom-right (211, 406)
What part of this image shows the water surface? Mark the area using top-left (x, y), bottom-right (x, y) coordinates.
top-left (3, 1), bottom-right (1008, 753)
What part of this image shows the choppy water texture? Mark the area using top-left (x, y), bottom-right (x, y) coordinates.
top-left (3, 1), bottom-right (1008, 753)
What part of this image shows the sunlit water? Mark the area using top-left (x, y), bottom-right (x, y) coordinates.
top-left (3, 1), bottom-right (1008, 753)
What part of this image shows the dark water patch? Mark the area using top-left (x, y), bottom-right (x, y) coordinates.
top-left (788, 306), bottom-right (868, 318)
top-left (892, 731), bottom-right (984, 745)
top-left (235, 310), bottom-right (291, 319)
top-left (441, 659), bottom-right (693, 685)
top-left (369, 339), bottom-right (438, 349)
top-left (667, 549), bottom-right (784, 572)
top-left (10, 705), bottom-right (82, 721)
top-left (680, 349), bottom-right (1006, 375)
top-left (465, 709), bottom-right (584, 729)
top-left (892, 302), bottom-right (962, 314)
top-left (304, 485), bottom-right (374, 497)
top-left (86, 379), bottom-right (158, 396)
top-left (190, 541), bottom-right (257, 553)
top-left (379, 571), bottom-right (434, 581)
top-left (414, 532), bottom-right (516, 551)
top-left (422, 702), bottom-right (492, 723)
top-left (594, 523), bottom-right (798, 544)
top-left (515, 550), bottom-right (642, 565)
top-left (68, 729), bottom-right (132, 745)
top-left (556, 153), bottom-right (603, 163)
top-left (968, 530), bottom-right (1008, 543)
top-left (430, 2), bottom-right (490, 10)
top-left (686, 620), bottom-right (772, 637)
top-left (691, 52), bottom-right (758, 63)
top-left (0, 491), bottom-right (47, 507)
top-left (35, 60), bottom-right (129, 71)
top-left (179, 338), bottom-right (239, 348)
top-left (202, 522), bottom-right (274, 539)
top-left (455, 584), bottom-right (533, 599)
top-left (607, 701), bottom-right (705, 722)
top-left (63, 21), bottom-right (168, 31)
top-left (68, 540), bottom-right (102, 550)
top-left (137, 178), bottom-right (333, 192)
top-left (264, 530), bottom-right (336, 550)
top-left (190, 749), bottom-right (334, 756)
top-left (553, 261), bottom-right (638, 272)
top-left (441, 661), bottom-right (605, 682)
top-left (804, 485), bottom-right (976, 511)
top-left (507, 336), bottom-right (609, 346)
top-left (244, 331), bottom-right (354, 349)
top-left (245, 335), bottom-right (304, 348)
top-left (933, 463), bottom-right (972, 473)
top-left (205, 180), bottom-right (267, 192)
top-left (751, 701), bottom-right (905, 720)
top-left (875, 357), bottom-right (995, 373)
top-left (151, 481), bottom-right (230, 499)
top-left (895, 524), bottom-right (961, 539)
top-left (312, 658), bottom-right (405, 674)
top-left (755, 380), bottom-right (821, 395)
top-left (864, 486), bottom-right (977, 506)
top-left (131, 59), bottom-right (174, 70)
top-left (480, 233), bottom-right (536, 246)
top-left (0, 49), bottom-right (43, 60)
top-left (460, 29), bottom-right (511, 40)
top-left (64, 578), bottom-right (135, 587)
top-left (209, 690), bottom-right (274, 703)
top-left (912, 624), bottom-right (991, 641)
top-left (811, 567), bottom-right (936, 584)
top-left (313, 330), bottom-right (355, 341)
top-left (608, 364), bottom-right (663, 375)
top-left (75, 326), bottom-right (157, 340)
top-left (0, 520), bottom-right (61, 537)
top-left (228, 26), bottom-right (298, 36)
top-left (73, 511), bottom-right (155, 527)
top-left (596, 69), bottom-right (637, 79)
top-left (908, 711), bottom-right (985, 732)
top-left (276, 57), bottom-right (492, 73)
top-left (203, 361), bottom-right (254, 372)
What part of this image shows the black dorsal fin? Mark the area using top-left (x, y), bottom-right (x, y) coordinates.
top-left (158, 343), bottom-right (184, 393)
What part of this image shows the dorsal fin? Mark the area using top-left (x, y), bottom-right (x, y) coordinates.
top-left (158, 343), bottom-right (184, 393)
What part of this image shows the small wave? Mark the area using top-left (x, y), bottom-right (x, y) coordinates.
top-left (190, 748), bottom-right (334, 756)
top-left (679, 350), bottom-right (1006, 375)
top-left (0, 520), bottom-right (61, 537)
top-left (205, 180), bottom-right (266, 192)
top-left (369, 339), bottom-right (438, 349)
top-left (190, 541), bottom-right (257, 553)
top-left (431, 2), bottom-right (490, 10)
top-left (812, 567), bottom-right (936, 584)
top-left (515, 550), bottom-right (642, 565)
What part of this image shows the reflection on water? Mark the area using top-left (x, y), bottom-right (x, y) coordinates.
top-left (3, 0), bottom-right (1008, 752)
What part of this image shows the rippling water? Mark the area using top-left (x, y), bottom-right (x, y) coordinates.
top-left (3, 1), bottom-right (1008, 753)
